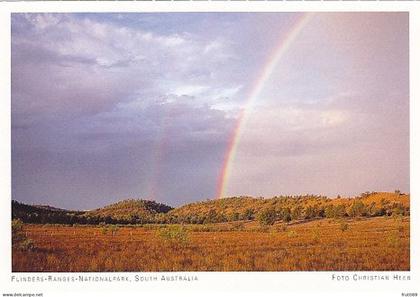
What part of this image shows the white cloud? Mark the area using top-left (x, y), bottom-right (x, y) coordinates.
top-left (172, 85), bottom-right (210, 97)
top-left (12, 13), bottom-right (242, 122)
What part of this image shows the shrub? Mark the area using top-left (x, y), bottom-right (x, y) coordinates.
top-left (12, 219), bottom-right (34, 251)
top-left (12, 219), bottom-right (24, 245)
top-left (242, 208), bottom-right (255, 220)
top-left (257, 208), bottom-right (277, 226)
top-left (325, 205), bottom-right (335, 218)
top-left (304, 206), bottom-right (315, 219)
top-left (291, 206), bottom-right (302, 220)
top-left (101, 226), bottom-right (108, 235)
top-left (334, 205), bottom-right (347, 218)
top-left (392, 204), bottom-right (405, 216)
top-left (230, 212), bottom-right (240, 222)
top-left (110, 225), bottom-right (119, 236)
top-left (340, 221), bottom-right (348, 232)
top-left (281, 208), bottom-right (292, 223)
top-left (20, 238), bottom-right (34, 251)
top-left (348, 201), bottom-right (367, 217)
top-left (157, 225), bottom-right (189, 246)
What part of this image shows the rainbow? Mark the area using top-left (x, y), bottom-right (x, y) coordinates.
top-left (216, 13), bottom-right (315, 199)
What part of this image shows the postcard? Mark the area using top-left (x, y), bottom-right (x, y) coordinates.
top-left (0, 1), bottom-right (418, 296)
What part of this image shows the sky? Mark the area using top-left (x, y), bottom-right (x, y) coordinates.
top-left (11, 12), bottom-right (409, 210)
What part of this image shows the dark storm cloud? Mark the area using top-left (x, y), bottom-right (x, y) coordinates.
top-left (11, 13), bottom-right (240, 209)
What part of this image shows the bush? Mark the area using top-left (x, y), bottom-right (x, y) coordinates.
top-left (334, 205), bottom-right (347, 218)
top-left (257, 208), bottom-right (277, 226)
top-left (281, 208), bottom-right (292, 223)
top-left (110, 225), bottom-right (119, 236)
top-left (12, 219), bottom-right (24, 245)
top-left (101, 226), bottom-right (108, 235)
top-left (291, 206), bottom-right (302, 220)
top-left (391, 204), bottom-right (405, 216)
top-left (348, 201), bottom-right (367, 217)
top-left (325, 205), bottom-right (335, 218)
top-left (242, 208), bottom-right (255, 220)
top-left (20, 238), bottom-right (34, 251)
top-left (340, 221), bottom-right (349, 232)
top-left (12, 219), bottom-right (34, 251)
top-left (157, 225), bottom-right (189, 246)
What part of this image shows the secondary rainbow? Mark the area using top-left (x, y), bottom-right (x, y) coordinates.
top-left (216, 13), bottom-right (315, 199)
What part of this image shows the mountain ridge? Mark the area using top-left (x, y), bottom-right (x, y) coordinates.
top-left (12, 191), bottom-right (409, 225)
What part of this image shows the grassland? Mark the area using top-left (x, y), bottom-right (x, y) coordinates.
top-left (12, 216), bottom-right (409, 272)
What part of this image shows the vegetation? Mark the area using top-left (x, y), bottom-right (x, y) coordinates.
top-left (12, 192), bottom-right (410, 226)
top-left (12, 199), bottom-right (173, 225)
top-left (257, 208), bottom-right (277, 226)
top-left (340, 221), bottom-right (349, 232)
top-left (12, 219), bottom-right (34, 251)
top-left (12, 216), bottom-right (409, 271)
top-left (157, 225), bottom-right (189, 247)
top-left (11, 191), bottom-right (410, 272)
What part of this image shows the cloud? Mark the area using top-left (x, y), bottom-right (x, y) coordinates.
top-left (12, 13), bottom-right (245, 208)
top-left (11, 13), bottom-right (409, 208)
top-left (12, 14), bottom-right (241, 122)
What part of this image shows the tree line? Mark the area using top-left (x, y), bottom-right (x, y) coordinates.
top-left (12, 192), bottom-right (409, 226)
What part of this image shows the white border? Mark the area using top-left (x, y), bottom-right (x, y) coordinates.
top-left (0, 2), bottom-right (419, 297)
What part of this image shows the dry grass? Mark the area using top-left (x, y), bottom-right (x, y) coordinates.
top-left (12, 216), bottom-right (409, 272)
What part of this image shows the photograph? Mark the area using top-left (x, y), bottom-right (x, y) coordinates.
top-left (10, 11), bottom-right (410, 272)
top-left (1, 2), bottom-right (419, 296)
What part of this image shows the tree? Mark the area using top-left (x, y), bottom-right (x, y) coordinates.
top-left (12, 219), bottom-right (34, 251)
top-left (230, 212), bottom-right (240, 221)
top-left (335, 204), bottom-right (347, 218)
top-left (281, 208), bottom-right (292, 223)
top-left (291, 206), bottom-right (302, 220)
top-left (304, 206), bottom-right (316, 219)
top-left (257, 208), bottom-right (277, 226)
top-left (391, 203), bottom-right (405, 216)
top-left (325, 205), bottom-right (335, 218)
top-left (207, 209), bottom-right (218, 223)
top-left (348, 200), bottom-right (367, 217)
top-left (242, 208), bottom-right (255, 220)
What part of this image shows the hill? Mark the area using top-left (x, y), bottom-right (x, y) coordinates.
top-left (12, 200), bottom-right (83, 224)
top-left (12, 191), bottom-right (409, 225)
top-left (84, 199), bottom-right (173, 223)
top-left (12, 199), bottom-right (173, 225)
top-left (167, 192), bottom-right (409, 224)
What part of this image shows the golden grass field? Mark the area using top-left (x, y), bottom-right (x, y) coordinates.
top-left (12, 216), bottom-right (409, 272)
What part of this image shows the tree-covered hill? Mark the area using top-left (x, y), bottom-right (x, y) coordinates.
top-left (84, 199), bottom-right (173, 224)
top-left (12, 199), bottom-right (173, 225)
top-left (12, 200), bottom-right (84, 224)
top-left (12, 191), bottom-right (409, 225)
top-left (167, 192), bottom-right (409, 224)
